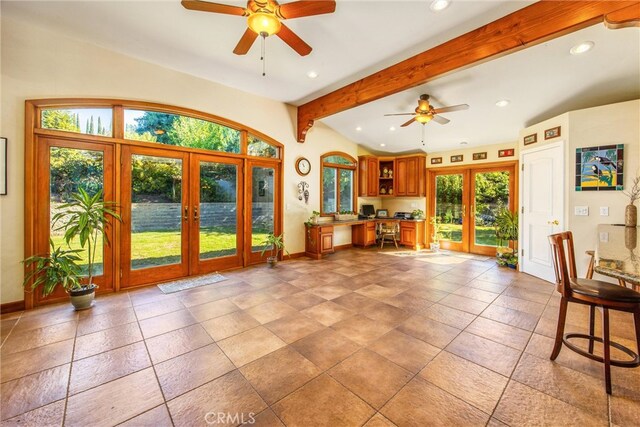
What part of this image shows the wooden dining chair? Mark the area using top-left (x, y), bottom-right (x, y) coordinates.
top-left (548, 232), bottom-right (640, 394)
top-left (377, 221), bottom-right (399, 249)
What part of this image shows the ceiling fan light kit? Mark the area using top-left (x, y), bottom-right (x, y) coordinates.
top-left (247, 10), bottom-right (282, 36)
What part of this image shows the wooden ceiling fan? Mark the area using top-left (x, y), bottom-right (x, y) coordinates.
top-left (181, 0), bottom-right (336, 56)
top-left (384, 94), bottom-right (469, 127)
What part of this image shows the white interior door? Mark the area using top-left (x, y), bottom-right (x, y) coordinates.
top-left (520, 142), bottom-right (564, 282)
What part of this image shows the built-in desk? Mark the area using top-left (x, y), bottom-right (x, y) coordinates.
top-left (304, 218), bottom-right (426, 260)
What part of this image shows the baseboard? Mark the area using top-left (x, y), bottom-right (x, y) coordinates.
top-left (287, 252), bottom-right (307, 259)
top-left (1, 300), bottom-right (25, 314)
top-left (335, 243), bottom-right (353, 251)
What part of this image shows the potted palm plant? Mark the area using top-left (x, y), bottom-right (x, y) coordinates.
top-left (495, 207), bottom-right (519, 269)
top-left (23, 239), bottom-right (83, 300)
top-left (51, 188), bottom-right (121, 309)
top-left (430, 216), bottom-right (442, 252)
top-left (260, 232), bottom-right (289, 267)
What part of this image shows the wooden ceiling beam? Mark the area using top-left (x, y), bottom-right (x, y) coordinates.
top-left (296, 0), bottom-right (640, 142)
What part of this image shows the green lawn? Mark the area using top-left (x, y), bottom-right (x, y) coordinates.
top-left (439, 224), bottom-right (499, 246)
top-left (51, 226), bottom-right (271, 271)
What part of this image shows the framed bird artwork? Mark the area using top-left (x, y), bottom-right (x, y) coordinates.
top-left (575, 144), bottom-right (624, 191)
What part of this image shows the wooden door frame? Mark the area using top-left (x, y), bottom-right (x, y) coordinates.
top-left (245, 159), bottom-right (283, 265)
top-left (120, 145), bottom-right (190, 288)
top-left (29, 137), bottom-right (116, 307)
top-left (189, 153), bottom-right (244, 274)
top-left (427, 160), bottom-right (518, 255)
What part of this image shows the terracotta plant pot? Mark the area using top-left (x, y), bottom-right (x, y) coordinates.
top-left (69, 284), bottom-right (97, 310)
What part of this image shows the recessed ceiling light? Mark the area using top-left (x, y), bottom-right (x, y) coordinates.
top-left (460, 141), bottom-right (468, 145)
top-left (306, 70), bottom-right (318, 79)
top-left (430, 0), bottom-right (450, 11)
top-left (495, 99), bottom-right (510, 107)
top-left (355, 126), bottom-right (362, 131)
top-left (389, 126), bottom-right (396, 131)
top-left (380, 143), bottom-right (386, 147)
top-left (570, 41), bottom-right (594, 55)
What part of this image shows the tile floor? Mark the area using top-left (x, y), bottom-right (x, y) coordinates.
top-left (1, 248), bottom-right (640, 426)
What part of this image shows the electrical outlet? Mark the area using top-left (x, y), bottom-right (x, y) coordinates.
top-left (574, 206), bottom-right (589, 216)
top-left (599, 207), bottom-right (609, 216)
top-left (599, 232), bottom-right (609, 242)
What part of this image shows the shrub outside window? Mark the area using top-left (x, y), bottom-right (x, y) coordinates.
top-left (321, 152), bottom-right (356, 215)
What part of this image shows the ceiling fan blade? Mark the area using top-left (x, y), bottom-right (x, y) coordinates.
top-left (277, 23), bottom-right (312, 56)
top-left (384, 113), bottom-right (415, 116)
top-left (233, 28), bottom-right (259, 55)
top-left (278, 1), bottom-right (336, 19)
top-left (433, 115), bottom-right (450, 125)
top-left (433, 104), bottom-right (469, 114)
top-left (181, 0), bottom-right (247, 16)
top-left (401, 118), bottom-right (416, 127)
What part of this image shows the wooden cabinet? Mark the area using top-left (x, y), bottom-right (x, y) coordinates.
top-left (352, 221), bottom-right (377, 247)
top-left (395, 156), bottom-right (426, 197)
top-left (399, 220), bottom-right (426, 250)
top-left (305, 225), bottom-right (335, 259)
top-left (358, 156), bottom-right (379, 197)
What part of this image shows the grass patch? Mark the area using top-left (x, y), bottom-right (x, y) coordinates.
top-left (439, 224), bottom-right (499, 246)
top-left (51, 226), bottom-right (271, 271)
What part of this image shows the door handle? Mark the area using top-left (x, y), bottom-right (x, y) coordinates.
top-left (547, 220), bottom-right (559, 225)
top-left (194, 206), bottom-right (200, 221)
top-left (183, 206), bottom-right (189, 221)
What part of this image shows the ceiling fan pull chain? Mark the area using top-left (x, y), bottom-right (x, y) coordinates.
top-left (421, 124), bottom-right (426, 147)
top-left (261, 33), bottom-right (267, 77)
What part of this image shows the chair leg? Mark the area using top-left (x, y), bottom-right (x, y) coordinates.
top-left (588, 305), bottom-right (596, 354)
top-left (586, 254), bottom-right (594, 279)
top-left (550, 297), bottom-right (568, 360)
top-left (602, 307), bottom-right (612, 394)
top-left (618, 279), bottom-right (627, 288)
top-left (393, 235), bottom-right (398, 249)
top-left (634, 309), bottom-right (640, 359)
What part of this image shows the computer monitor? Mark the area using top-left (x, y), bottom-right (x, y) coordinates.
top-left (361, 204), bottom-right (375, 217)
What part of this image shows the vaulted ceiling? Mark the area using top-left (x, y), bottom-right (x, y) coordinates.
top-left (4, 1), bottom-right (639, 153)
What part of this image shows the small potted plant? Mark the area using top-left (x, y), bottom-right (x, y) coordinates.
top-left (307, 210), bottom-right (320, 225)
top-left (495, 206), bottom-right (519, 269)
top-left (260, 232), bottom-right (290, 268)
top-left (430, 216), bottom-right (442, 251)
top-left (411, 209), bottom-right (425, 220)
top-left (335, 210), bottom-right (357, 221)
top-left (51, 188), bottom-right (121, 309)
top-left (23, 239), bottom-right (83, 302)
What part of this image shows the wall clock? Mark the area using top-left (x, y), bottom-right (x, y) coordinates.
top-left (295, 157), bottom-right (311, 176)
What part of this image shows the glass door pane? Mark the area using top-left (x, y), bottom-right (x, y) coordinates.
top-left (50, 146), bottom-right (105, 276)
top-left (130, 154), bottom-right (183, 269)
top-left (251, 166), bottom-right (275, 253)
top-left (435, 174), bottom-right (464, 249)
top-left (199, 161), bottom-right (238, 260)
top-left (473, 171), bottom-right (510, 248)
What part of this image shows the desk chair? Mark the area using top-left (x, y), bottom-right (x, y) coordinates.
top-left (548, 232), bottom-right (640, 394)
top-left (377, 222), bottom-right (399, 249)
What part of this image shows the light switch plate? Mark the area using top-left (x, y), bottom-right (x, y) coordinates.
top-left (599, 207), bottom-right (609, 216)
top-left (574, 206), bottom-right (589, 216)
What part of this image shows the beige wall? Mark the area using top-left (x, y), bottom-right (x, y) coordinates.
top-left (0, 17), bottom-right (360, 304)
top-left (519, 100), bottom-right (640, 279)
top-left (426, 142), bottom-right (519, 169)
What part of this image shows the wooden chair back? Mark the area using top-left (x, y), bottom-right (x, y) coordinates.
top-left (548, 231), bottom-right (578, 297)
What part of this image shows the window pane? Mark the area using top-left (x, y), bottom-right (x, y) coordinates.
top-left (435, 174), bottom-right (463, 243)
top-left (200, 162), bottom-right (238, 260)
top-left (49, 147), bottom-right (104, 276)
top-left (131, 155), bottom-right (183, 269)
top-left (41, 108), bottom-right (113, 137)
top-left (248, 135), bottom-right (279, 158)
top-left (252, 167), bottom-right (275, 252)
top-left (124, 109), bottom-right (241, 153)
top-left (323, 155), bottom-right (354, 166)
top-left (474, 171), bottom-right (510, 247)
top-left (339, 169), bottom-right (353, 212)
top-left (323, 167), bottom-right (337, 214)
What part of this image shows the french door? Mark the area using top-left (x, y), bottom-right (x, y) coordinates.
top-left (190, 154), bottom-right (244, 274)
top-left (35, 137), bottom-right (115, 304)
top-left (246, 161), bottom-right (281, 264)
top-left (429, 162), bottom-right (517, 255)
top-left (121, 146), bottom-right (190, 287)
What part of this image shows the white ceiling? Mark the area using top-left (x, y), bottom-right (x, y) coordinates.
top-left (4, 1), bottom-right (640, 153)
